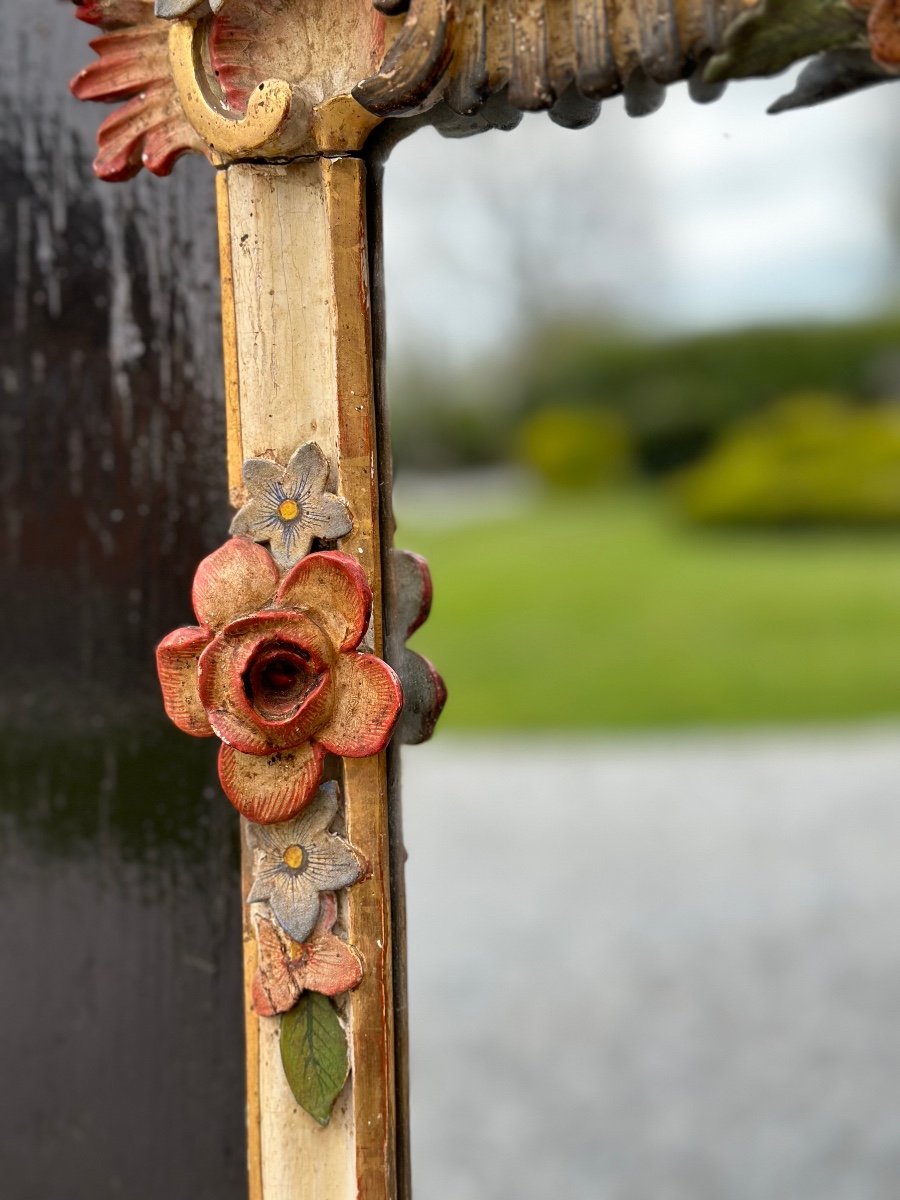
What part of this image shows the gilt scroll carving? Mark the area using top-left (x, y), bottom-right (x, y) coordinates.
top-left (72, 0), bottom-right (900, 179)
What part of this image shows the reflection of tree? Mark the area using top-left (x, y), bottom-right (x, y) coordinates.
top-left (385, 109), bottom-right (667, 358)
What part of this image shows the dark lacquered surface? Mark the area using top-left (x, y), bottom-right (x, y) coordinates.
top-left (0, 4), bottom-right (246, 1195)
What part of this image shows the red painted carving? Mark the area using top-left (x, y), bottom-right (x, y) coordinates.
top-left (156, 538), bottom-right (403, 824)
top-left (70, 0), bottom-right (208, 181)
top-left (253, 894), bottom-right (364, 1018)
top-left (853, 0), bottom-right (900, 68)
top-left (71, 0), bottom-right (389, 177)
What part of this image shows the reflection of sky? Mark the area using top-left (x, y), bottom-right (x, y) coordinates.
top-left (384, 72), bottom-right (897, 364)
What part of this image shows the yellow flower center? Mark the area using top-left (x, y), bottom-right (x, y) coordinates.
top-left (283, 844), bottom-right (305, 871)
top-left (278, 498), bottom-right (300, 522)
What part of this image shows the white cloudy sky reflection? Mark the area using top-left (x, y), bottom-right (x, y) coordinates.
top-left (383, 72), bottom-right (899, 365)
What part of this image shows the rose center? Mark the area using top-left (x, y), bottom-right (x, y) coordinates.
top-left (282, 844), bottom-right (305, 871)
top-left (244, 644), bottom-right (315, 721)
top-left (278, 498), bottom-right (300, 522)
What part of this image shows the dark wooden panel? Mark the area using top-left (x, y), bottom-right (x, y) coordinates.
top-left (0, 3), bottom-right (246, 1195)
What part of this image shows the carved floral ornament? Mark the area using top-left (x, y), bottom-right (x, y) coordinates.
top-left (156, 536), bottom-right (403, 823)
top-left (246, 785), bottom-right (367, 1122)
top-left (230, 442), bottom-right (353, 571)
top-left (153, 439), bottom-right (445, 818)
top-left (246, 782), bottom-right (364, 945)
top-left (253, 893), bottom-right (363, 1018)
top-left (154, 441), bottom-right (445, 1123)
top-left (71, 0), bottom-right (900, 180)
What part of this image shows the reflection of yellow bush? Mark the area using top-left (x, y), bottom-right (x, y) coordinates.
top-left (516, 405), bottom-right (631, 489)
top-left (674, 393), bottom-right (900, 525)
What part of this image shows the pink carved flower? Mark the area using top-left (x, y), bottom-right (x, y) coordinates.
top-left (852, 0), bottom-right (900, 69)
top-left (156, 539), bottom-right (402, 824)
top-left (252, 893), bottom-right (363, 1018)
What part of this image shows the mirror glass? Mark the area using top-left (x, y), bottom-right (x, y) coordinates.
top-left (386, 76), bottom-right (900, 1200)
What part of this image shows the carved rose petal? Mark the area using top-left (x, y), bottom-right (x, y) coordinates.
top-left (316, 653), bottom-right (403, 758)
top-left (277, 551), bottom-right (371, 652)
top-left (205, 709), bottom-right (273, 756)
top-left (869, 0), bottom-right (900, 69)
top-left (313, 889), bottom-right (340, 934)
top-left (252, 917), bottom-right (301, 1017)
top-left (198, 611), bottom-right (335, 754)
top-left (302, 932), bottom-right (363, 997)
top-left (252, 973), bottom-right (288, 1017)
top-left (218, 741), bottom-right (326, 824)
top-left (252, 900), bottom-right (361, 1014)
top-left (156, 626), bottom-right (214, 738)
top-left (192, 537), bottom-right (280, 631)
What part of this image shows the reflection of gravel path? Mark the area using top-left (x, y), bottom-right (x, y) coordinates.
top-left (403, 729), bottom-right (900, 1200)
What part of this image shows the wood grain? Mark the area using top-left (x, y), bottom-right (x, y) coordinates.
top-left (325, 155), bottom-right (397, 1200)
top-left (216, 172), bottom-right (245, 509)
top-left (509, 0), bottom-right (553, 109)
top-left (219, 156), bottom-right (399, 1199)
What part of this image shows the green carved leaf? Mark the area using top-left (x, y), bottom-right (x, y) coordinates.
top-left (705, 0), bottom-right (869, 84)
top-left (280, 993), bottom-right (349, 1126)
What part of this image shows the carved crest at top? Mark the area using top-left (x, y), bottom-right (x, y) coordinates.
top-left (355, 0), bottom-right (900, 128)
top-left (355, 0), bottom-right (749, 128)
top-left (72, 0), bottom-right (393, 175)
top-left (71, 0), bottom-right (900, 180)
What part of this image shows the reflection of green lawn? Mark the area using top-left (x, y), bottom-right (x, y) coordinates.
top-left (399, 492), bottom-right (900, 730)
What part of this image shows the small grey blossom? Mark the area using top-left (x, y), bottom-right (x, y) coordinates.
top-left (155, 0), bottom-right (226, 17)
top-left (246, 782), bottom-right (363, 944)
top-left (230, 441), bottom-right (353, 571)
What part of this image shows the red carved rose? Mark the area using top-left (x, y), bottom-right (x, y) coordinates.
top-left (852, 0), bottom-right (900, 69)
top-left (156, 538), bottom-right (402, 824)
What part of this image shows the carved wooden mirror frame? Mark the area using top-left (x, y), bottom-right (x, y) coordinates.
top-left (68, 1), bottom-right (899, 1196)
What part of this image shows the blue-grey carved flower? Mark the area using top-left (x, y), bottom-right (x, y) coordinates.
top-left (230, 442), bottom-right (353, 571)
top-left (246, 782), bottom-right (363, 944)
top-left (155, 0), bottom-right (226, 18)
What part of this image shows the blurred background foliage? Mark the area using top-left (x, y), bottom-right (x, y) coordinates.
top-left (393, 315), bottom-right (900, 733)
top-left (384, 84), bottom-right (900, 733)
top-left (392, 318), bottom-right (900, 486)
